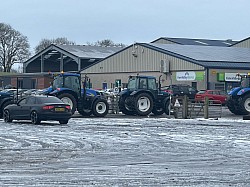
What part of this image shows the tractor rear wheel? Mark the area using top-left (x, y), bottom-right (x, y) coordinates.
top-left (239, 95), bottom-right (250, 115)
top-left (57, 93), bottom-right (77, 115)
top-left (134, 93), bottom-right (153, 116)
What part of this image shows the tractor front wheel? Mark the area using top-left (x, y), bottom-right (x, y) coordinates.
top-left (118, 96), bottom-right (136, 115)
top-left (92, 98), bottom-right (109, 117)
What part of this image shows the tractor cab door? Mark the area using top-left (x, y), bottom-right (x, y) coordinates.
top-left (147, 78), bottom-right (158, 96)
top-left (64, 76), bottom-right (81, 97)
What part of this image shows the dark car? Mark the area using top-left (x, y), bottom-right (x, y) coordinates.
top-left (195, 90), bottom-right (228, 105)
top-left (3, 95), bottom-right (72, 124)
top-left (162, 84), bottom-right (198, 99)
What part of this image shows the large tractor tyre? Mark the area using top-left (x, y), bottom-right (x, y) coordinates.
top-left (0, 100), bottom-right (13, 118)
top-left (152, 107), bottom-right (164, 116)
top-left (57, 93), bottom-right (77, 115)
top-left (227, 100), bottom-right (243, 115)
top-left (239, 95), bottom-right (250, 115)
top-left (134, 93), bottom-right (153, 116)
top-left (92, 98), bottom-right (109, 117)
top-left (118, 96), bottom-right (136, 115)
top-left (78, 109), bottom-right (93, 116)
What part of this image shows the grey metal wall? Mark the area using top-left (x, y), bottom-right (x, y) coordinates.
top-left (82, 44), bottom-right (203, 74)
top-left (233, 38), bottom-right (250, 48)
top-left (82, 44), bottom-right (204, 89)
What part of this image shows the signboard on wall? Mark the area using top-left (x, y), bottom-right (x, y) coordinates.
top-left (225, 73), bottom-right (241, 82)
top-left (176, 71), bottom-right (204, 81)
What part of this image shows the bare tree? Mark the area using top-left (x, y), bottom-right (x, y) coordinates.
top-left (35, 37), bottom-right (75, 53)
top-left (87, 39), bottom-right (126, 47)
top-left (0, 23), bottom-right (30, 72)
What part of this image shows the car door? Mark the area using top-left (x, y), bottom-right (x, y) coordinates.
top-left (13, 98), bottom-right (27, 119)
top-left (23, 96), bottom-right (36, 118)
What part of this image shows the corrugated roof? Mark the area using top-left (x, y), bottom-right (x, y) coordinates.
top-left (147, 43), bottom-right (250, 62)
top-left (57, 45), bottom-right (123, 59)
top-left (152, 37), bottom-right (237, 47)
top-left (141, 43), bottom-right (250, 69)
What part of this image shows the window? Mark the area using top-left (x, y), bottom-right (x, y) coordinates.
top-left (127, 77), bottom-right (137, 89)
top-left (139, 78), bottom-right (147, 89)
top-left (148, 78), bottom-right (156, 90)
top-left (26, 97), bottom-right (36, 104)
top-left (215, 83), bottom-right (225, 90)
top-left (102, 82), bottom-right (108, 90)
top-left (18, 98), bottom-right (27, 105)
top-left (18, 79), bottom-right (23, 89)
top-left (64, 76), bottom-right (80, 92)
top-left (213, 91), bottom-right (220, 95)
top-left (38, 97), bottom-right (62, 104)
top-left (31, 79), bottom-right (36, 89)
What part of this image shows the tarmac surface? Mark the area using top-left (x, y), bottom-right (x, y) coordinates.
top-left (0, 107), bottom-right (249, 186)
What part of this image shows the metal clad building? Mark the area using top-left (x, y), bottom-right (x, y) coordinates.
top-left (82, 42), bottom-right (250, 92)
top-left (83, 44), bottom-right (202, 73)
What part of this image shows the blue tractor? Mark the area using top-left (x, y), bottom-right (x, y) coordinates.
top-left (227, 73), bottom-right (250, 115)
top-left (118, 75), bottom-right (171, 116)
top-left (47, 72), bottom-right (109, 117)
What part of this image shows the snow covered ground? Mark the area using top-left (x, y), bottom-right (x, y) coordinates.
top-left (0, 113), bottom-right (249, 186)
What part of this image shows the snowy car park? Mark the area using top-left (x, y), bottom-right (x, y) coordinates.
top-left (0, 108), bottom-right (250, 186)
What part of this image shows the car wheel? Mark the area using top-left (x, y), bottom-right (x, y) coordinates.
top-left (3, 109), bottom-right (12, 123)
top-left (30, 111), bottom-right (41, 124)
top-left (59, 120), bottom-right (69, 124)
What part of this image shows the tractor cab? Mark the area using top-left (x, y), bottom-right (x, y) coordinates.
top-left (240, 74), bottom-right (250, 88)
top-left (52, 73), bottom-right (81, 96)
top-left (127, 75), bottom-right (158, 91)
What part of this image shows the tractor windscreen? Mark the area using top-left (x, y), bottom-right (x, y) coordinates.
top-left (52, 76), bottom-right (63, 90)
top-left (127, 77), bottom-right (137, 89)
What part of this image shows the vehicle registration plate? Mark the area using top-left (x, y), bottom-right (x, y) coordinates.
top-left (55, 108), bottom-right (65, 112)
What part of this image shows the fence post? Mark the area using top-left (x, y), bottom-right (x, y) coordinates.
top-left (182, 95), bottom-right (188, 119)
top-left (204, 96), bottom-right (209, 119)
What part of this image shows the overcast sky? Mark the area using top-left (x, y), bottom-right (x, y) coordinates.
top-left (1, 0), bottom-right (250, 53)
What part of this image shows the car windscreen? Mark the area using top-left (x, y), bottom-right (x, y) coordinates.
top-left (37, 97), bottom-right (63, 104)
